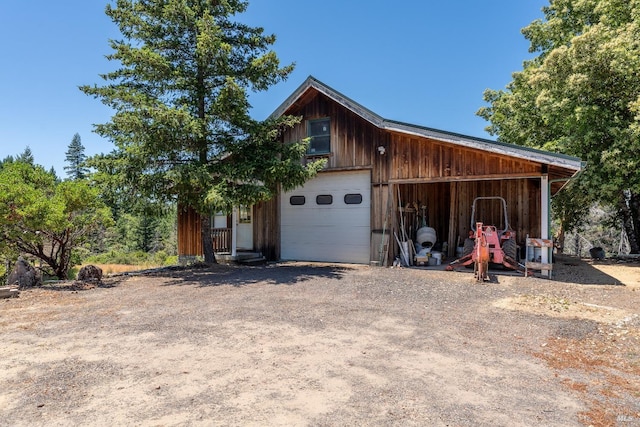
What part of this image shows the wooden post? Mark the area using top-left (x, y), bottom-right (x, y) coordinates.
top-left (231, 206), bottom-right (238, 257)
top-left (541, 175), bottom-right (550, 277)
top-left (447, 182), bottom-right (458, 258)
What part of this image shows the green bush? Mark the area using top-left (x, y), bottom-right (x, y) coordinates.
top-left (67, 266), bottom-right (79, 280)
top-left (0, 263), bottom-right (7, 285)
top-left (163, 255), bottom-right (179, 266)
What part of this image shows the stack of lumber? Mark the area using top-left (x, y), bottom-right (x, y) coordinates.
top-left (0, 286), bottom-right (20, 299)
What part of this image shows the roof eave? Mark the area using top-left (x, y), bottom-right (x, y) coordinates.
top-left (383, 121), bottom-right (583, 172)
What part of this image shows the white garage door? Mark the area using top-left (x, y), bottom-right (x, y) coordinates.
top-left (281, 170), bottom-right (371, 264)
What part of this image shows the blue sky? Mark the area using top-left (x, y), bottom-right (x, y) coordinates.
top-left (0, 1), bottom-right (545, 176)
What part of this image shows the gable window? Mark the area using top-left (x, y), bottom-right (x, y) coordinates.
top-left (308, 118), bottom-right (330, 154)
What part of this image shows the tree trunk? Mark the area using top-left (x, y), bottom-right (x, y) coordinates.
top-left (194, 56), bottom-right (215, 265)
top-left (555, 223), bottom-right (565, 254)
top-left (629, 191), bottom-right (640, 254)
top-left (620, 191), bottom-right (640, 254)
top-left (201, 214), bottom-right (216, 264)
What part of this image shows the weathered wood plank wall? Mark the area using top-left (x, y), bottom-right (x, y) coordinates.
top-left (387, 132), bottom-right (541, 181)
top-left (177, 205), bottom-right (202, 257)
top-left (451, 179), bottom-right (541, 250)
top-left (282, 90), bottom-right (383, 170)
top-left (254, 196), bottom-right (280, 261)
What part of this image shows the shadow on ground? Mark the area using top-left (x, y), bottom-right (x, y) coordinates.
top-left (546, 254), bottom-right (628, 286)
top-left (439, 254), bottom-right (630, 286)
top-left (151, 263), bottom-right (354, 288)
top-left (41, 277), bottom-right (128, 292)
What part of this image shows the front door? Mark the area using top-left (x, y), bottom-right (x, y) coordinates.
top-left (237, 205), bottom-right (253, 250)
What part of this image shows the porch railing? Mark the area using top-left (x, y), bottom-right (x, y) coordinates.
top-left (211, 228), bottom-right (232, 253)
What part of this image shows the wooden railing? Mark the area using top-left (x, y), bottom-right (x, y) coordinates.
top-left (211, 228), bottom-right (232, 253)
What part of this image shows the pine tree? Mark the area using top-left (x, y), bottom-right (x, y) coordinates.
top-left (81, 1), bottom-right (324, 263)
top-left (64, 133), bottom-right (89, 180)
top-left (16, 147), bottom-right (34, 165)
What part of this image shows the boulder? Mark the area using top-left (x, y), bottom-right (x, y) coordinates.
top-left (7, 257), bottom-right (43, 289)
top-left (77, 265), bottom-right (103, 282)
top-left (589, 247), bottom-right (605, 260)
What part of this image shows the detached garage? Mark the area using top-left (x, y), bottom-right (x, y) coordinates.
top-left (178, 76), bottom-right (583, 267)
top-left (280, 170), bottom-right (371, 264)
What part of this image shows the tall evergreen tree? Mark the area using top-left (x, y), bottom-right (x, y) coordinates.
top-left (16, 147), bottom-right (34, 165)
top-left (64, 133), bottom-right (89, 180)
top-left (1, 155), bottom-right (15, 167)
top-left (81, 1), bottom-right (323, 263)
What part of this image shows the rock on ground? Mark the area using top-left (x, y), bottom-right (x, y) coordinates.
top-left (6, 257), bottom-right (42, 289)
top-left (76, 265), bottom-right (103, 282)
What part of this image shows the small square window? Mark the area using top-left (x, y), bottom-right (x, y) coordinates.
top-left (308, 118), bottom-right (330, 154)
top-left (316, 195), bottom-right (333, 205)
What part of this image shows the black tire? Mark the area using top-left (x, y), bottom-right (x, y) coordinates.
top-left (502, 238), bottom-right (517, 266)
top-left (462, 238), bottom-right (475, 269)
top-left (462, 238), bottom-right (475, 256)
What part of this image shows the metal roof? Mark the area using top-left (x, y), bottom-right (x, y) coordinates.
top-left (270, 76), bottom-right (584, 172)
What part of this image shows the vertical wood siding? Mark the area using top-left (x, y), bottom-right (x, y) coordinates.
top-left (177, 205), bottom-right (202, 256)
top-left (282, 91), bottom-right (381, 170)
top-left (387, 132), bottom-right (541, 180)
top-left (254, 195), bottom-right (280, 261)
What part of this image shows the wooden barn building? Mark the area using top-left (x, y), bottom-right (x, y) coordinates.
top-left (178, 76), bottom-right (583, 266)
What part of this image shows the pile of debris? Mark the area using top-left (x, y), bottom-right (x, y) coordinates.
top-left (0, 286), bottom-right (19, 299)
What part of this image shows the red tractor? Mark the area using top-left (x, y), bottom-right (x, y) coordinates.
top-left (446, 197), bottom-right (521, 281)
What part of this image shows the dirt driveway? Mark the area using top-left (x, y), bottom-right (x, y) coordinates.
top-left (1, 257), bottom-right (639, 426)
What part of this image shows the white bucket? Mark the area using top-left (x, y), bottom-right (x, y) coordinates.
top-left (430, 251), bottom-right (442, 266)
top-left (417, 247), bottom-right (431, 257)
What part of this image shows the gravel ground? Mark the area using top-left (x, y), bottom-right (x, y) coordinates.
top-left (1, 257), bottom-right (639, 426)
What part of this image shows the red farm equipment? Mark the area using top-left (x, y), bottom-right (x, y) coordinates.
top-left (445, 197), bottom-right (522, 281)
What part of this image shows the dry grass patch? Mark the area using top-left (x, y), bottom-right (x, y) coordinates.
top-left (533, 318), bottom-right (640, 426)
top-left (494, 281), bottom-right (640, 426)
top-left (78, 263), bottom-right (164, 275)
top-left (494, 293), bottom-right (630, 323)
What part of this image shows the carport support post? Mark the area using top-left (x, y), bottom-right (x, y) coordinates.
top-left (231, 206), bottom-right (238, 258)
top-left (541, 175), bottom-right (550, 277)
